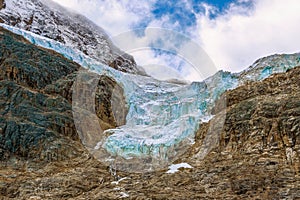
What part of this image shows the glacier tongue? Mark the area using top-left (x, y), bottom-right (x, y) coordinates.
top-left (3, 24), bottom-right (300, 161)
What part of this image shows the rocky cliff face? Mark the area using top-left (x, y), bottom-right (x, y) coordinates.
top-left (0, 0), bottom-right (145, 75)
top-left (0, 26), bottom-right (299, 199)
top-left (0, 27), bottom-right (127, 166)
top-left (182, 66), bottom-right (300, 199)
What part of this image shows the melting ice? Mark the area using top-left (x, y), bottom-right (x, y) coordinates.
top-left (3, 24), bottom-right (300, 159)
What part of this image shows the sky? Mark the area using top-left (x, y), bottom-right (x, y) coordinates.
top-left (52, 0), bottom-right (300, 81)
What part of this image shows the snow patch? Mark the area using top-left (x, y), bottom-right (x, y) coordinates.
top-left (166, 163), bottom-right (193, 174)
top-left (119, 192), bottom-right (129, 198)
top-left (111, 177), bottom-right (129, 185)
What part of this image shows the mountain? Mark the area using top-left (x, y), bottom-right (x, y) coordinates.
top-left (0, 23), bottom-right (299, 199)
top-left (4, 23), bottom-right (300, 168)
top-left (0, 25), bottom-right (128, 162)
top-left (0, 0), bottom-right (146, 75)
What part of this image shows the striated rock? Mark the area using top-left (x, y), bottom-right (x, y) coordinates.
top-left (95, 75), bottom-right (128, 130)
top-left (0, 27), bottom-right (127, 166)
top-left (43, 72), bottom-right (128, 131)
top-left (185, 66), bottom-right (300, 199)
top-left (0, 27), bottom-right (81, 162)
top-left (0, 27), bottom-right (80, 89)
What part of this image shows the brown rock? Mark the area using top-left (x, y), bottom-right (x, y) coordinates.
top-left (0, 0), bottom-right (5, 10)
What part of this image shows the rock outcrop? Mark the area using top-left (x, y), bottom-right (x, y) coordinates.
top-left (185, 66), bottom-right (300, 199)
top-left (0, 26), bottom-right (127, 167)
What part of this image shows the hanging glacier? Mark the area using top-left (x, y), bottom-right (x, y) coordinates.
top-left (2, 24), bottom-right (300, 160)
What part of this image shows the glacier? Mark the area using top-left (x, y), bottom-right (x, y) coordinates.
top-left (2, 24), bottom-right (300, 162)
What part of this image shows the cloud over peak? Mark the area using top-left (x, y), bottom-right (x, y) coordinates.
top-left (52, 0), bottom-right (300, 80)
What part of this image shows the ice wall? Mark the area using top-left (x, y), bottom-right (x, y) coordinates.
top-left (2, 24), bottom-right (300, 160)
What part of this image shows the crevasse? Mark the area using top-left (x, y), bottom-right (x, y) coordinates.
top-left (3, 24), bottom-right (300, 159)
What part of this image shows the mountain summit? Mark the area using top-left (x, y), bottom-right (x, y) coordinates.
top-left (0, 0), bottom-right (146, 74)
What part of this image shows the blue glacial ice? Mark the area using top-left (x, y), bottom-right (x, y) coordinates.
top-left (2, 24), bottom-right (300, 159)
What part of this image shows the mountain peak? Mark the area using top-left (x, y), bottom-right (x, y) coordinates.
top-left (0, 0), bottom-right (146, 75)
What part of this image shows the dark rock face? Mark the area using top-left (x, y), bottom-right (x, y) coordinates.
top-left (0, 27), bottom-right (81, 162)
top-left (108, 55), bottom-right (141, 74)
top-left (0, 27), bottom-right (80, 89)
top-left (95, 75), bottom-right (127, 130)
top-left (0, 27), bottom-right (129, 200)
top-left (0, 27), bottom-right (127, 165)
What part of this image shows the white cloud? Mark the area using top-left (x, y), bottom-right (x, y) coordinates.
top-left (51, 0), bottom-right (197, 81)
top-left (196, 0), bottom-right (300, 72)
top-left (51, 0), bottom-right (300, 80)
top-left (131, 49), bottom-right (185, 81)
top-left (51, 0), bottom-right (214, 81)
top-left (51, 0), bottom-right (196, 81)
top-left (51, 0), bottom-right (153, 35)
top-left (111, 27), bottom-right (216, 81)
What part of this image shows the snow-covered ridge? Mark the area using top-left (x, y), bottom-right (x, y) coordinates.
top-left (237, 53), bottom-right (300, 82)
top-left (2, 24), bottom-right (300, 162)
top-left (0, 0), bottom-right (144, 74)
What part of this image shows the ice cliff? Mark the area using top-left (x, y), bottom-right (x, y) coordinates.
top-left (2, 24), bottom-right (300, 161)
